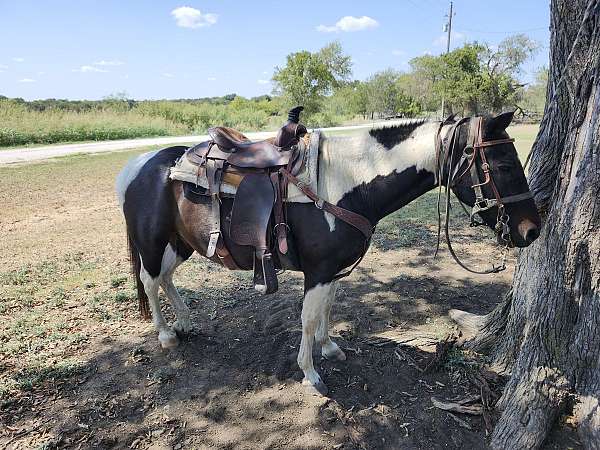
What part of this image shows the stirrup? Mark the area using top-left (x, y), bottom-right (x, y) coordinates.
top-left (253, 252), bottom-right (278, 294)
top-left (206, 230), bottom-right (220, 258)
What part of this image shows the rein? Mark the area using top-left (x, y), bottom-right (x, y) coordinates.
top-left (435, 116), bottom-right (533, 274)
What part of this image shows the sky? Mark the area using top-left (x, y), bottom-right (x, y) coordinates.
top-left (0, 0), bottom-right (551, 101)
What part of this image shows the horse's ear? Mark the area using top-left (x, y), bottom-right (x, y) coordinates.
top-left (486, 110), bottom-right (515, 131)
top-left (443, 113), bottom-right (457, 124)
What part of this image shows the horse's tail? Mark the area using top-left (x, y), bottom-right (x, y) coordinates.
top-left (127, 233), bottom-right (151, 320)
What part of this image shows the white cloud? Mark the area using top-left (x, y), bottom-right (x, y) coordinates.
top-left (257, 79), bottom-right (269, 85)
top-left (0, 64), bottom-right (8, 70)
top-left (392, 49), bottom-right (405, 56)
top-left (207, 76), bottom-right (217, 81)
top-left (37, 71), bottom-right (45, 75)
top-left (13, 57), bottom-right (25, 63)
top-left (171, 6), bottom-right (217, 28)
top-left (433, 31), bottom-right (466, 48)
top-left (162, 73), bottom-right (175, 78)
top-left (18, 78), bottom-right (35, 83)
top-left (262, 71), bottom-right (269, 75)
top-left (94, 60), bottom-right (124, 66)
top-left (317, 16), bottom-right (378, 33)
top-left (73, 65), bottom-right (108, 73)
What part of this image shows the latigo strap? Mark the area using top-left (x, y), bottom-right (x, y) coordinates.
top-left (279, 168), bottom-right (373, 241)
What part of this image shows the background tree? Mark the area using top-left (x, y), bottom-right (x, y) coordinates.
top-left (406, 36), bottom-right (537, 115)
top-left (521, 67), bottom-right (549, 118)
top-left (272, 41), bottom-right (352, 116)
top-left (365, 69), bottom-right (402, 118)
top-left (451, 1), bottom-right (600, 448)
top-left (480, 34), bottom-right (539, 111)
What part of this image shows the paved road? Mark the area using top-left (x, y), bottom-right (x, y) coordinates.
top-left (0, 120), bottom-right (411, 165)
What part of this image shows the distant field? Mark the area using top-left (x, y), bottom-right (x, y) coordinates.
top-left (508, 123), bottom-right (539, 163)
top-left (0, 99), bottom-right (284, 148)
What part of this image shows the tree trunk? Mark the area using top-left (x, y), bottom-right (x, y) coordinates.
top-left (452, 1), bottom-right (600, 448)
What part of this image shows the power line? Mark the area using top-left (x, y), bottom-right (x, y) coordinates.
top-left (440, 1), bottom-right (453, 118)
top-left (458, 26), bottom-right (547, 34)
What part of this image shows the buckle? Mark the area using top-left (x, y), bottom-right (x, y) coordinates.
top-left (472, 198), bottom-right (497, 215)
top-left (314, 199), bottom-right (325, 209)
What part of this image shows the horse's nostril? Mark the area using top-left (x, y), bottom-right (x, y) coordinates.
top-left (525, 226), bottom-right (540, 243)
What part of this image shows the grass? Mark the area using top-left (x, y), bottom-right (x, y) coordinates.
top-left (0, 99), bottom-right (285, 148)
top-left (0, 100), bottom-right (188, 147)
top-left (508, 123), bottom-right (539, 162)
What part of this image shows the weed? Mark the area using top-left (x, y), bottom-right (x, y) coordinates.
top-left (49, 287), bottom-right (68, 307)
top-left (110, 275), bottom-right (128, 288)
top-left (114, 291), bottom-right (133, 303)
top-left (10, 360), bottom-right (84, 393)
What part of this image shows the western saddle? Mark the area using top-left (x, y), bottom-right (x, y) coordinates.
top-left (183, 106), bottom-right (374, 295)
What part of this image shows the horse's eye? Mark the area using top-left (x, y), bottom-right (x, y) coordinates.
top-left (497, 165), bottom-right (512, 172)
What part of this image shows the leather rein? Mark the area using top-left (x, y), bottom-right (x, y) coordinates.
top-left (435, 116), bottom-right (533, 274)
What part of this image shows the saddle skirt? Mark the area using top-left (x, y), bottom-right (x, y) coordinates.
top-left (169, 131), bottom-right (320, 203)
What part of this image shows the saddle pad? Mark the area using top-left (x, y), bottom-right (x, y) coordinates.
top-left (169, 131), bottom-right (320, 203)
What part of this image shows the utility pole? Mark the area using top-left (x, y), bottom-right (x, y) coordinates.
top-left (440, 1), bottom-right (453, 118)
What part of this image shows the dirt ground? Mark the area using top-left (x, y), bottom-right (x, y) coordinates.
top-left (0, 144), bottom-right (580, 449)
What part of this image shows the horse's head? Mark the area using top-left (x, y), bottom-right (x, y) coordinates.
top-left (449, 112), bottom-right (541, 248)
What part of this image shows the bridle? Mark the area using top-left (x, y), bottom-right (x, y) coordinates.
top-left (435, 116), bottom-right (533, 274)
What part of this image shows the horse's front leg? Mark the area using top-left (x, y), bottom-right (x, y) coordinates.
top-left (298, 281), bottom-right (335, 396)
top-left (314, 281), bottom-right (346, 361)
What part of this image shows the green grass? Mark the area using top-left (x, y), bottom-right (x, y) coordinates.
top-left (508, 123), bottom-right (539, 162)
top-left (0, 100), bottom-right (188, 147)
top-left (0, 98), bottom-right (285, 148)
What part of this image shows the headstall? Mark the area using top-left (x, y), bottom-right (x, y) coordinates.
top-left (435, 116), bottom-right (533, 274)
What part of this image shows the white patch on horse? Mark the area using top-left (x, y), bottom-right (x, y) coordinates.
top-left (115, 150), bottom-right (159, 208)
top-left (317, 121), bottom-right (441, 231)
top-left (297, 282), bottom-right (337, 394)
top-left (138, 242), bottom-right (189, 348)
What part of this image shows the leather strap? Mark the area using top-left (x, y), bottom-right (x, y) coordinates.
top-left (215, 239), bottom-right (240, 270)
top-left (271, 172), bottom-right (288, 254)
top-left (279, 168), bottom-right (374, 240)
top-left (206, 159), bottom-right (224, 258)
top-left (500, 192), bottom-right (533, 203)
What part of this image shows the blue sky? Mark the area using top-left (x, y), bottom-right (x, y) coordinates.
top-left (0, 0), bottom-right (550, 101)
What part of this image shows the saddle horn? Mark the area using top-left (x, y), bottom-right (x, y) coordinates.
top-left (275, 106), bottom-right (307, 148)
top-left (288, 106), bottom-right (304, 123)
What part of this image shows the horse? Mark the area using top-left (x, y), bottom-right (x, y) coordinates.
top-left (116, 111), bottom-right (541, 395)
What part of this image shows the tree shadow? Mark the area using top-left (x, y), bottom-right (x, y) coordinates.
top-left (1, 247), bottom-right (514, 449)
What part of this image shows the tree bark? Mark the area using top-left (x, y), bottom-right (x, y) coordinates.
top-left (452, 1), bottom-right (600, 448)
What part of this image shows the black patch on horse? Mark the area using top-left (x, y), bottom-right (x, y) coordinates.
top-left (368, 120), bottom-right (427, 149)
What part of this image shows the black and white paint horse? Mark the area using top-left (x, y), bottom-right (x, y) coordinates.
top-left (116, 111), bottom-right (540, 395)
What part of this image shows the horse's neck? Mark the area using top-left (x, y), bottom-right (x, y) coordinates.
top-left (317, 122), bottom-right (442, 225)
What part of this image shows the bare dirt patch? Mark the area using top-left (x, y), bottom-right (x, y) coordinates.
top-left (0, 148), bottom-right (579, 449)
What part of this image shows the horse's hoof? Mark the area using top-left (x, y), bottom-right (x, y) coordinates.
top-left (302, 378), bottom-right (329, 396)
top-left (254, 284), bottom-right (267, 294)
top-left (322, 343), bottom-right (347, 362)
top-left (159, 329), bottom-right (179, 349)
top-left (173, 318), bottom-right (192, 335)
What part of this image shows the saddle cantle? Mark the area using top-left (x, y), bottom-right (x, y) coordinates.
top-left (183, 106), bottom-right (308, 295)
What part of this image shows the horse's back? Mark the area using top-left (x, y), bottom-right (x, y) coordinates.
top-left (116, 146), bottom-right (187, 210)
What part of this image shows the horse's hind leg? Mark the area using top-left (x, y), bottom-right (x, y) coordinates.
top-left (314, 281), bottom-right (346, 362)
top-left (139, 254), bottom-right (179, 349)
top-left (160, 242), bottom-right (194, 335)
